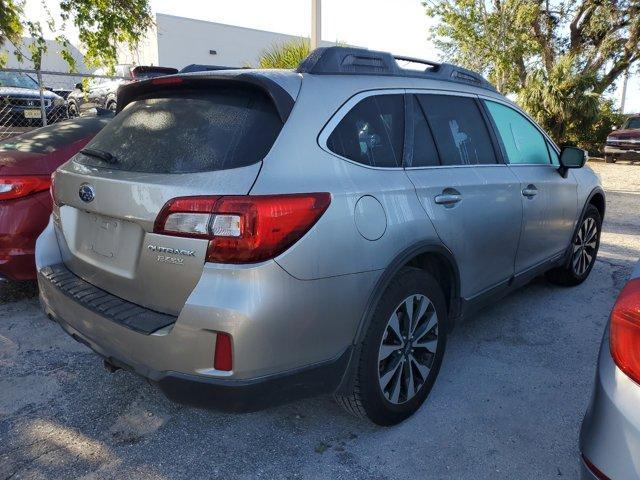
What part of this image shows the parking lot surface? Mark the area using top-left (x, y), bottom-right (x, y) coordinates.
top-left (1, 161), bottom-right (638, 479)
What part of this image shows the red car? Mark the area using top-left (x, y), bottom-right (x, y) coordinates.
top-left (0, 116), bottom-right (111, 281)
top-left (604, 114), bottom-right (640, 163)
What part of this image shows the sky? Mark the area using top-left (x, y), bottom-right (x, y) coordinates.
top-left (23, 0), bottom-right (639, 113)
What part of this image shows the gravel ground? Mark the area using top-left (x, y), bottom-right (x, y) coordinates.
top-left (1, 161), bottom-right (638, 480)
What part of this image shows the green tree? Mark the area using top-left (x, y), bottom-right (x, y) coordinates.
top-left (258, 39), bottom-right (311, 69)
top-left (424, 0), bottom-right (636, 151)
top-left (0, 0), bottom-right (153, 72)
top-left (0, 0), bottom-right (23, 66)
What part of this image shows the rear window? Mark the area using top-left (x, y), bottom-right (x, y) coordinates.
top-left (76, 88), bottom-right (283, 173)
top-left (0, 116), bottom-right (111, 154)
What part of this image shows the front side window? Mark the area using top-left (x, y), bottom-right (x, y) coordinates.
top-left (327, 94), bottom-right (404, 168)
top-left (418, 94), bottom-right (497, 165)
top-left (484, 100), bottom-right (551, 165)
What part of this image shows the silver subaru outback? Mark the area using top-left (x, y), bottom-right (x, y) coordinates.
top-left (37, 47), bottom-right (605, 425)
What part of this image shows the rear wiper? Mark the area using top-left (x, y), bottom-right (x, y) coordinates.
top-left (80, 147), bottom-right (118, 164)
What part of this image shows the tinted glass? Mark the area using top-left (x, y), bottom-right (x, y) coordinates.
top-left (625, 117), bottom-right (640, 129)
top-left (547, 142), bottom-right (560, 166)
top-left (418, 95), bottom-right (496, 165)
top-left (76, 88), bottom-right (283, 173)
top-left (409, 95), bottom-right (440, 167)
top-left (0, 116), bottom-right (110, 154)
top-left (327, 94), bottom-right (404, 168)
top-left (484, 101), bottom-right (550, 165)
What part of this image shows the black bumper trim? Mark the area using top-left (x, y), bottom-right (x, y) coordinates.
top-left (40, 263), bottom-right (176, 334)
top-left (156, 348), bottom-right (352, 412)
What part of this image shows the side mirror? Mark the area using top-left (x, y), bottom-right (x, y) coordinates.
top-left (75, 82), bottom-right (83, 91)
top-left (612, 126), bottom-right (618, 131)
top-left (559, 146), bottom-right (587, 176)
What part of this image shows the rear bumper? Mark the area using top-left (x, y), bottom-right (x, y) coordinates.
top-left (36, 220), bottom-right (378, 409)
top-left (0, 191), bottom-right (51, 281)
top-left (579, 328), bottom-right (640, 479)
top-left (44, 306), bottom-right (350, 411)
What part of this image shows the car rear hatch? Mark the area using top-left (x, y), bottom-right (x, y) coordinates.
top-left (51, 74), bottom-right (296, 316)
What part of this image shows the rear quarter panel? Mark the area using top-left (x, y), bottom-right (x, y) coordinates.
top-left (250, 75), bottom-right (441, 280)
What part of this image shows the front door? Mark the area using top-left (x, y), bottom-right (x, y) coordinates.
top-left (482, 99), bottom-right (578, 273)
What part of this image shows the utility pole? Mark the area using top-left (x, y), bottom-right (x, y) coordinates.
top-left (620, 67), bottom-right (629, 113)
top-left (311, 0), bottom-right (321, 50)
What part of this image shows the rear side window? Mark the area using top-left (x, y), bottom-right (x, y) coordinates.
top-left (409, 95), bottom-right (440, 167)
top-left (327, 94), bottom-right (404, 168)
top-left (484, 100), bottom-right (551, 165)
top-left (76, 87), bottom-right (283, 173)
top-left (418, 94), bottom-right (497, 165)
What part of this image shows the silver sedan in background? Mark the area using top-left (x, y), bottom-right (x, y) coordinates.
top-left (580, 260), bottom-right (640, 479)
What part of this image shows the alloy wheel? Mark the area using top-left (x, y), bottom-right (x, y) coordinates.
top-left (572, 217), bottom-right (598, 276)
top-left (378, 294), bottom-right (439, 404)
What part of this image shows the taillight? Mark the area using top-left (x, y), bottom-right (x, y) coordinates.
top-left (0, 176), bottom-right (51, 201)
top-left (214, 332), bottom-right (233, 371)
top-left (581, 453), bottom-right (611, 480)
top-left (154, 193), bottom-right (331, 263)
top-left (610, 278), bottom-right (640, 384)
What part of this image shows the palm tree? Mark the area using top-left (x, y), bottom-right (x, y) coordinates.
top-left (257, 39), bottom-right (311, 69)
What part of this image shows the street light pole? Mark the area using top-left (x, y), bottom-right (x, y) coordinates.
top-left (620, 67), bottom-right (629, 113)
top-left (311, 0), bottom-right (321, 50)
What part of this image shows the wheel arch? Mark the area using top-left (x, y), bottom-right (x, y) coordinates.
top-left (334, 241), bottom-right (461, 396)
top-left (587, 188), bottom-right (605, 220)
top-left (561, 186), bottom-right (605, 266)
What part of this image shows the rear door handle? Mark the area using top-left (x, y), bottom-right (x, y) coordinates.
top-left (434, 193), bottom-right (462, 206)
top-left (522, 185), bottom-right (538, 198)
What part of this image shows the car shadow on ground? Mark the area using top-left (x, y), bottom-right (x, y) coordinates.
top-left (0, 280), bottom-right (38, 304)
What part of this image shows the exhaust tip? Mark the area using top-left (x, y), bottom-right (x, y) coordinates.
top-left (103, 359), bottom-right (121, 374)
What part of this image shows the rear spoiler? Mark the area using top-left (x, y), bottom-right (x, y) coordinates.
top-left (116, 73), bottom-right (295, 123)
top-left (130, 65), bottom-right (179, 78)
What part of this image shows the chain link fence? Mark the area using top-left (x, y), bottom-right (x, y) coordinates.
top-left (0, 68), bottom-right (126, 141)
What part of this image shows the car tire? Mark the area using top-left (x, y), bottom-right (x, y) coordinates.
top-left (336, 267), bottom-right (447, 426)
top-left (604, 155), bottom-right (616, 163)
top-left (546, 204), bottom-right (602, 286)
top-left (67, 101), bottom-right (78, 117)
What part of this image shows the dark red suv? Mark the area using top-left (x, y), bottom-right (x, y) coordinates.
top-left (0, 116), bottom-right (110, 281)
top-left (604, 115), bottom-right (640, 163)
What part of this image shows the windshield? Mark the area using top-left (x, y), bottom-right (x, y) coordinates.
top-left (624, 117), bottom-right (640, 130)
top-left (0, 71), bottom-right (38, 89)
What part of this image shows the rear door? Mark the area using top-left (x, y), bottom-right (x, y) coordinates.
top-left (52, 82), bottom-right (286, 315)
top-left (481, 99), bottom-right (578, 273)
top-left (404, 93), bottom-right (522, 299)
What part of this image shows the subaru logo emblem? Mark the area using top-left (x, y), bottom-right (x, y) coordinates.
top-left (78, 184), bottom-right (95, 203)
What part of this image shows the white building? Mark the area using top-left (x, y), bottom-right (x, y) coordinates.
top-left (120, 13), bottom-right (340, 70)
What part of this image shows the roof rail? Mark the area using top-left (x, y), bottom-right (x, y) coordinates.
top-left (296, 46), bottom-right (496, 92)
